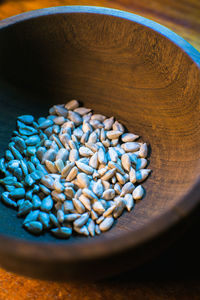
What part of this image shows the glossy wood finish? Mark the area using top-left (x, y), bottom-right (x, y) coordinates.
top-left (0, 6), bottom-right (200, 281)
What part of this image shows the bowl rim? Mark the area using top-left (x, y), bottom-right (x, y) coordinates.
top-left (0, 5), bottom-right (200, 263)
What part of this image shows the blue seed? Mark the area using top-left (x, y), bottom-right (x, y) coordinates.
top-left (5, 185), bottom-right (15, 192)
top-left (12, 168), bottom-right (23, 181)
top-left (14, 182), bottom-right (23, 188)
top-left (49, 213), bottom-right (59, 227)
top-left (32, 194), bottom-right (42, 209)
top-left (5, 150), bottom-right (14, 161)
top-left (18, 200), bottom-right (33, 216)
top-left (24, 221), bottom-right (43, 234)
top-left (27, 161), bottom-right (36, 173)
top-left (30, 156), bottom-right (40, 166)
top-left (0, 176), bottom-right (17, 185)
top-left (10, 188), bottom-right (25, 199)
top-left (25, 135), bottom-right (40, 146)
top-left (30, 170), bottom-right (42, 181)
top-left (17, 199), bottom-right (25, 207)
top-left (24, 174), bottom-right (35, 187)
top-left (27, 146), bottom-right (36, 156)
top-left (18, 115), bottom-right (34, 125)
top-left (20, 159), bottom-right (28, 176)
top-left (13, 137), bottom-right (26, 153)
top-left (23, 210), bottom-right (40, 224)
top-left (0, 158), bottom-right (6, 173)
top-left (51, 227), bottom-right (72, 238)
top-left (25, 189), bottom-right (33, 200)
top-left (9, 145), bottom-right (23, 160)
top-left (39, 184), bottom-right (51, 195)
top-left (1, 192), bottom-right (17, 208)
top-left (38, 119), bottom-right (54, 129)
top-left (41, 195), bottom-right (53, 212)
top-left (38, 212), bottom-right (50, 229)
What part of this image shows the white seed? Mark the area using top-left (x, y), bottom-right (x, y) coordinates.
top-left (90, 119), bottom-right (104, 129)
top-left (95, 224), bottom-right (101, 235)
top-left (54, 105), bottom-right (68, 118)
top-left (121, 133), bottom-right (139, 142)
top-left (97, 147), bottom-right (107, 165)
top-left (107, 130), bottom-right (122, 139)
top-left (138, 143), bottom-right (148, 158)
top-left (102, 180), bottom-right (111, 190)
top-left (103, 204), bottom-right (116, 217)
top-left (73, 127), bottom-right (83, 139)
top-left (91, 209), bottom-right (98, 220)
top-left (136, 169), bottom-right (151, 183)
top-left (54, 116), bottom-right (65, 125)
top-left (64, 187), bottom-right (75, 199)
top-left (116, 172), bottom-right (126, 185)
top-left (124, 194), bottom-right (134, 211)
top-left (85, 142), bottom-right (99, 152)
top-left (77, 173), bottom-right (90, 188)
top-left (55, 159), bottom-right (65, 172)
top-left (98, 166), bottom-right (108, 177)
top-left (68, 111), bottom-right (82, 125)
top-left (102, 189), bottom-right (115, 200)
top-left (99, 216), bottom-right (114, 232)
top-left (53, 178), bottom-right (64, 193)
top-left (40, 175), bottom-right (54, 189)
top-left (111, 176), bottom-right (116, 184)
top-left (92, 180), bottom-right (104, 198)
top-left (52, 191), bottom-right (66, 202)
top-left (66, 166), bottom-right (78, 181)
top-left (92, 201), bottom-right (105, 214)
top-left (121, 153), bottom-right (131, 172)
top-left (65, 99), bottom-right (79, 110)
top-left (69, 149), bottom-right (79, 162)
top-left (79, 146), bottom-right (93, 157)
top-left (96, 215), bottom-right (105, 224)
top-left (56, 148), bottom-right (69, 162)
top-left (75, 161), bottom-right (94, 175)
top-left (108, 147), bottom-right (118, 162)
top-left (41, 149), bottom-right (56, 164)
top-left (121, 182), bottom-right (135, 197)
top-left (132, 185), bottom-right (144, 200)
top-left (87, 131), bottom-right (97, 143)
top-left (45, 160), bottom-right (57, 173)
top-left (113, 198), bottom-right (126, 218)
top-left (73, 212), bottom-right (90, 227)
top-left (102, 139), bottom-right (110, 147)
top-left (108, 161), bottom-right (125, 175)
top-left (100, 128), bottom-right (106, 141)
top-left (110, 139), bottom-right (118, 147)
top-left (61, 162), bottom-right (75, 177)
top-left (113, 121), bottom-right (124, 133)
top-left (87, 219), bottom-right (95, 236)
top-left (101, 168), bottom-right (116, 181)
top-left (103, 116), bottom-right (114, 130)
top-left (57, 209), bottom-right (65, 223)
top-left (128, 153), bottom-right (138, 164)
top-left (79, 194), bottom-right (91, 211)
top-left (136, 158), bottom-right (147, 170)
top-left (74, 188), bottom-right (82, 199)
top-left (89, 152), bottom-right (98, 169)
top-left (74, 107), bottom-right (91, 115)
top-left (114, 183), bottom-right (121, 195)
top-left (82, 188), bottom-right (98, 200)
top-left (72, 198), bottom-right (85, 214)
top-left (64, 213), bottom-right (80, 222)
top-left (74, 225), bottom-right (89, 236)
top-left (129, 167), bottom-right (137, 184)
top-left (63, 200), bottom-right (74, 212)
top-left (121, 142), bottom-right (140, 152)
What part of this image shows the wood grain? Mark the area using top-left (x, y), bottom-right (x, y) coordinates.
top-left (0, 1), bottom-right (200, 299)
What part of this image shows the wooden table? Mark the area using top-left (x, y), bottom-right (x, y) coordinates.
top-left (0, 1), bottom-right (200, 299)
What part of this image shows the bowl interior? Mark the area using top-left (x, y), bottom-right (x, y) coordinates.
top-left (0, 11), bottom-right (200, 245)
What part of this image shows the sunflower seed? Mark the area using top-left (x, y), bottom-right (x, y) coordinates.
top-left (107, 130), bottom-right (122, 140)
top-left (53, 179), bottom-right (64, 193)
top-left (101, 168), bottom-right (116, 181)
top-left (56, 148), bottom-right (69, 162)
top-left (136, 169), bottom-right (151, 183)
top-left (74, 225), bottom-right (89, 236)
top-left (18, 115), bottom-right (34, 125)
top-left (121, 133), bottom-right (139, 142)
top-left (99, 216), bottom-right (114, 232)
top-left (138, 143), bottom-right (148, 158)
top-left (24, 221), bottom-right (43, 234)
top-left (132, 185), bottom-right (144, 200)
top-left (51, 227), bottom-right (72, 238)
top-left (75, 161), bottom-right (94, 175)
top-left (45, 160), bottom-right (57, 173)
top-left (121, 153), bottom-right (131, 172)
top-left (18, 200), bottom-right (33, 216)
top-left (113, 121), bottom-right (124, 133)
top-left (66, 166), bottom-right (78, 181)
top-left (38, 119), bottom-right (54, 129)
top-left (120, 182), bottom-right (135, 197)
top-left (88, 131), bottom-right (97, 143)
top-left (65, 99), bottom-right (79, 110)
top-left (42, 149), bottom-right (56, 163)
top-left (124, 194), bottom-right (134, 211)
top-left (51, 191), bottom-right (66, 202)
top-left (79, 146), bottom-right (93, 157)
top-left (40, 195), bottom-right (53, 212)
top-left (64, 213), bottom-right (80, 222)
top-left (113, 198), bottom-right (126, 218)
top-left (92, 201), bottom-right (105, 214)
top-left (136, 158), bottom-right (147, 170)
top-left (32, 194), bottom-right (42, 209)
top-left (10, 188), bottom-right (25, 199)
top-left (73, 212), bottom-right (89, 227)
top-left (23, 210), bottom-right (40, 224)
top-left (87, 218), bottom-right (95, 236)
top-left (1, 192), bottom-right (17, 208)
top-left (72, 198), bottom-right (85, 214)
top-left (68, 111), bottom-right (82, 125)
top-left (57, 209), bottom-right (65, 223)
top-left (79, 194), bottom-right (91, 211)
top-left (64, 187), bottom-right (75, 199)
top-left (74, 107), bottom-right (91, 115)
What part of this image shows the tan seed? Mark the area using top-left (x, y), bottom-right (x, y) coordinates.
top-left (132, 185), bottom-right (144, 200)
top-left (99, 216), bottom-right (114, 232)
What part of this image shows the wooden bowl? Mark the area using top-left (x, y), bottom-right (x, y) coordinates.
top-left (0, 6), bottom-right (200, 281)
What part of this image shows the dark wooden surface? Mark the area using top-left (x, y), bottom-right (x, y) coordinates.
top-left (0, 1), bottom-right (200, 299)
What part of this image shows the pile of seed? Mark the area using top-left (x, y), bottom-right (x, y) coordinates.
top-left (0, 100), bottom-right (151, 238)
